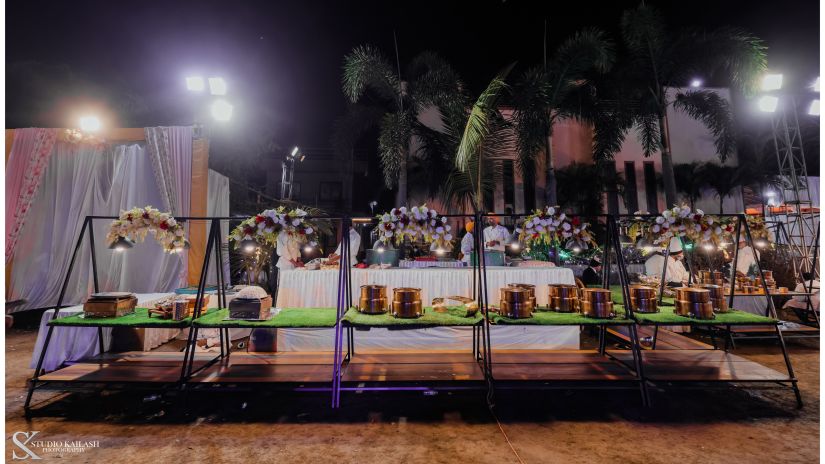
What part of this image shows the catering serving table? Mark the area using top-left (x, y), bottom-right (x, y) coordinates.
top-left (275, 267), bottom-right (581, 352)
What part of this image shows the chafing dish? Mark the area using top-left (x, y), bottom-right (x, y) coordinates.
top-left (549, 284), bottom-right (580, 313)
top-left (508, 283), bottom-right (537, 309)
top-left (358, 285), bottom-right (389, 314)
top-left (499, 287), bottom-right (534, 318)
top-left (674, 287), bottom-right (714, 319)
top-left (629, 285), bottom-right (658, 313)
top-left (580, 288), bottom-right (615, 318)
top-left (391, 287), bottom-right (423, 318)
top-left (691, 284), bottom-right (729, 313)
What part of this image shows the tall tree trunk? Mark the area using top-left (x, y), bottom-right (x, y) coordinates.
top-left (719, 196), bottom-right (724, 214)
top-left (544, 134), bottom-right (557, 207)
top-left (658, 112), bottom-right (678, 207)
top-left (395, 151), bottom-right (407, 206)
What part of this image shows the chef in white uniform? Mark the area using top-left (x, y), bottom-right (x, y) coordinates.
top-left (482, 217), bottom-right (509, 252)
top-left (644, 238), bottom-right (690, 285)
top-left (460, 221), bottom-right (475, 265)
top-left (275, 231), bottom-right (303, 269)
top-left (735, 238), bottom-right (760, 276)
top-left (329, 226), bottom-right (361, 266)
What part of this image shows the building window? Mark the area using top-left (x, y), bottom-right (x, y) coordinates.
top-left (624, 161), bottom-right (638, 213)
top-left (643, 161), bottom-right (658, 214)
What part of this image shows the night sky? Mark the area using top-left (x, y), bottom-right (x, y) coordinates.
top-left (6, 0), bottom-right (820, 153)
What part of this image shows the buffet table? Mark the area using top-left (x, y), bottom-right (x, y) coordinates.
top-left (275, 267), bottom-right (580, 351)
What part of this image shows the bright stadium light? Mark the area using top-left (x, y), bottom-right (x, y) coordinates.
top-left (808, 99), bottom-right (820, 116)
top-left (211, 99), bottom-right (233, 121)
top-left (813, 77), bottom-right (820, 92)
top-left (208, 77), bottom-right (227, 96)
top-left (690, 79), bottom-right (703, 88)
top-left (186, 76), bottom-right (205, 92)
top-left (79, 116), bottom-right (101, 132)
top-left (758, 95), bottom-right (779, 113)
top-left (291, 146), bottom-right (299, 157)
top-left (761, 73), bottom-right (783, 91)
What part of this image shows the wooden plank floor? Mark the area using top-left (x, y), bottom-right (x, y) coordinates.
top-left (39, 352), bottom-right (213, 383)
top-left (490, 350), bottom-right (637, 381)
top-left (342, 350), bottom-right (485, 382)
top-left (608, 350), bottom-right (790, 382)
top-left (607, 327), bottom-right (712, 350)
top-left (189, 352), bottom-right (335, 383)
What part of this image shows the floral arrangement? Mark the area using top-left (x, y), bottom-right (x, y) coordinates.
top-left (515, 206), bottom-right (595, 247)
top-left (107, 206), bottom-right (187, 253)
top-left (746, 215), bottom-right (771, 242)
top-left (228, 206), bottom-right (318, 248)
top-left (630, 205), bottom-right (735, 247)
top-left (376, 205), bottom-right (453, 248)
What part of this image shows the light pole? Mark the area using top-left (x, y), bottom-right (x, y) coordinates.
top-left (185, 75), bottom-right (232, 136)
top-left (281, 146), bottom-right (305, 201)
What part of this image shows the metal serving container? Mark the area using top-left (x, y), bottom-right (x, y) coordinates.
top-left (391, 287), bottom-right (423, 318)
top-left (691, 284), bottom-right (729, 313)
top-left (508, 283), bottom-right (537, 309)
top-left (358, 285), bottom-right (389, 314)
top-left (674, 287), bottom-right (714, 319)
top-left (580, 288), bottom-right (615, 318)
top-left (549, 284), bottom-right (580, 313)
top-left (629, 285), bottom-right (658, 314)
top-left (499, 287), bottom-right (534, 318)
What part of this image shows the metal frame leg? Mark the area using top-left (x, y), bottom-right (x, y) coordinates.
top-left (774, 323), bottom-right (803, 408)
top-left (629, 324), bottom-right (650, 407)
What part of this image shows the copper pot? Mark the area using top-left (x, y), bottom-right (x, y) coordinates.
top-left (630, 297), bottom-right (659, 314)
top-left (630, 285), bottom-right (657, 300)
top-left (549, 284), bottom-right (580, 313)
top-left (508, 283), bottom-right (537, 309)
top-left (580, 300), bottom-right (615, 319)
top-left (499, 287), bottom-right (534, 318)
top-left (393, 287), bottom-right (422, 302)
top-left (691, 284), bottom-right (729, 313)
top-left (358, 285), bottom-right (389, 314)
top-left (391, 300), bottom-right (424, 318)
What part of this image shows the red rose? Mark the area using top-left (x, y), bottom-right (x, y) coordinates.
top-left (571, 217), bottom-right (581, 226)
top-left (159, 221), bottom-right (169, 230)
top-left (126, 214), bottom-right (133, 222)
top-left (264, 217), bottom-right (275, 227)
top-left (143, 212), bottom-right (150, 219)
top-left (255, 215), bottom-right (265, 224)
top-left (243, 226), bottom-right (255, 236)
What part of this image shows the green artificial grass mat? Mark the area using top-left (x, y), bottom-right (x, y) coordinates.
top-left (488, 307), bottom-right (633, 325)
top-left (48, 307), bottom-right (215, 328)
top-left (343, 306), bottom-right (482, 327)
top-left (193, 307), bottom-right (337, 328)
top-left (632, 308), bottom-right (777, 325)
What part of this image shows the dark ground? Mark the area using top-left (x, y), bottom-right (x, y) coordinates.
top-left (5, 326), bottom-right (819, 463)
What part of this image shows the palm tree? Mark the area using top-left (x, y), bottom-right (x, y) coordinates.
top-left (589, 3), bottom-right (767, 205)
top-left (701, 163), bottom-right (740, 213)
top-left (339, 46), bottom-right (465, 205)
top-left (453, 66), bottom-right (516, 212)
top-left (512, 28), bottom-right (615, 207)
top-left (673, 162), bottom-right (705, 210)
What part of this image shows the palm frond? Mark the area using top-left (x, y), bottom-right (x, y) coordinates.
top-left (342, 45), bottom-right (401, 105)
top-left (377, 111), bottom-right (412, 188)
top-left (620, 4), bottom-right (666, 75)
top-left (455, 64), bottom-right (514, 171)
top-left (673, 90), bottom-right (736, 161)
top-left (634, 114), bottom-right (660, 157)
top-left (549, 27), bottom-right (615, 87)
top-left (443, 156), bottom-right (501, 213)
top-left (512, 67), bottom-right (550, 177)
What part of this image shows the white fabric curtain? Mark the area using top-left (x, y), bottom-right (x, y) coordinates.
top-left (207, 169), bottom-right (230, 285)
top-left (9, 142), bottom-right (186, 311)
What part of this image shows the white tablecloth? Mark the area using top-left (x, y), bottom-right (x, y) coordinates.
top-left (275, 267), bottom-right (580, 351)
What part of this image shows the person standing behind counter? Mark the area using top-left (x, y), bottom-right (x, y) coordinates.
top-left (459, 221), bottom-right (475, 265)
top-left (644, 238), bottom-right (690, 285)
top-left (328, 226), bottom-right (361, 266)
top-left (482, 217), bottom-right (509, 252)
top-left (276, 231), bottom-right (303, 270)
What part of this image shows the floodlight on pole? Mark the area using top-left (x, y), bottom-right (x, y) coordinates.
top-left (208, 77), bottom-right (227, 95)
top-left (757, 95), bottom-right (779, 113)
top-left (760, 73), bottom-right (783, 91)
top-left (690, 79), bottom-right (702, 88)
top-left (808, 99), bottom-right (820, 116)
top-left (186, 76), bottom-right (205, 92)
top-left (210, 99), bottom-right (233, 121)
top-left (79, 116), bottom-right (102, 132)
top-left (291, 146), bottom-right (299, 157)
